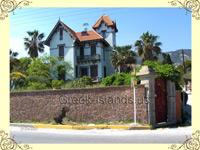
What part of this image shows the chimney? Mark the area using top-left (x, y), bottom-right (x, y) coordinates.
top-left (81, 31), bottom-right (88, 36)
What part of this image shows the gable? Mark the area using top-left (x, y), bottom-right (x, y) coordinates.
top-left (45, 21), bottom-right (78, 46)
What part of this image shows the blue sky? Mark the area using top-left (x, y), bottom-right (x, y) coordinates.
top-left (10, 7), bottom-right (191, 58)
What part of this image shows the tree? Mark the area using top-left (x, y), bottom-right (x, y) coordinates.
top-left (134, 31), bottom-right (162, 62)
top-left (24, 30), bottom-right (45, 58)
top-left (12, 57), bottom-right (32, 75)
top-left (162, 53), bottom-right (173, 65)
top-left (110, 45), bottom-right (137, 73)
top-left (10, 49), bottom-right (19, 72)
top-left (26, 54), bottom-right (72, 81)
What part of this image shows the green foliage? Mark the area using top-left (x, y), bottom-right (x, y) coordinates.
top-left (26, 54), bottom-right (72, 80)
top-left (110, 45), bottom-right (137, 73)
top-left (51, 80), bottom-right (64, 88)
top-left (70, 76), bottom-right (93, 88)
top-left (143, 61), bottom-right (181, 82)
top-left (102, 73), bottom-right (140, 86)
top-left (79, 76), bottom-right (93, 86)
top-left (134, 31), bottom-right (162, 62)
top-left (24, 30), bottom-right (45, 58)
top-left (12, 57), bottom-right (32, 75)
top-left (25, 75), bottom-right (51, 87)
top-left (140, 61), bottom-right (181, 90)
top-left (27, 81), bottom-right (47, 90)
top-left (162, 53), bottom-right (173, 65)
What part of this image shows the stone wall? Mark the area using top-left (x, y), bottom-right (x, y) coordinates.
top-left (10, 85), bottom-right (148, 124)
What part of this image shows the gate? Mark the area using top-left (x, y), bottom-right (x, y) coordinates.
top-left (155, 78), bottom-right (167, 123)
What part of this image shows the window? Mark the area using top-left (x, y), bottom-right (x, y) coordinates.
top-left (101, 30), bottom-right (106, 38)
top-left (80, 47), bottom-right (84, 56)
top-left (104, 66), bottom-right (106, 78)
top-left (59, 45), bottom-right (64, 58)
top-left (90, 65), bottom-right (98, 78)
top-left (103, 50), bottom-right (105, 61)
top-left (60, 29), bottom-right (63, 40)
top-left (91, 45), bottom-right (96, 56)
top-left (80, 67), bottom-right (88, 77)
top-left (76, 66), bottom-right (78, 78)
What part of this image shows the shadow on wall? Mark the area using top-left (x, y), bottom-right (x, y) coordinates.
top-left (54, 107), bottom-right (70, 124)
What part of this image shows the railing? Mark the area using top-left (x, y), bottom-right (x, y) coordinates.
top-left (77, 54), bottom-right (100, 61)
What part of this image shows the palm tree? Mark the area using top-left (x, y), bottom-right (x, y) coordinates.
top-left (134, 31), bottom-right (162, 62)
top-left (24, 30), bottom-right (45, 58)
top-left (110, 45), bottom-right (137, 73)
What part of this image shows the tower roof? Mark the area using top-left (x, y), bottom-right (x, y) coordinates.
top-left (92, 15), bottom-right (118, 32)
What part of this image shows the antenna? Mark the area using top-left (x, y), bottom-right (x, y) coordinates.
top-left (83, 23), bottom-right (89, 31)
top-left (103, 8), bottom-right (107, 15)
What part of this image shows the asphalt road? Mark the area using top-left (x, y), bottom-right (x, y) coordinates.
top-left (10, 126), bottom-right (191, 144)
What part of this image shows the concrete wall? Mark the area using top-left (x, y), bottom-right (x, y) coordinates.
top-left (10, 85), bottom-right (148, 124)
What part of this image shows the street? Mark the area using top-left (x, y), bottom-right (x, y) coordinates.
top-left (10, 126), bottom-right (191, 144)
top-left (10, 94), bottom-right (192, 144)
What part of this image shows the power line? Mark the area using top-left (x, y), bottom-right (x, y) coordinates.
top-left (10, 7), bottom-right (103, 20)
top-left (10, 8), bottom-right (158, 31)
top-left (10, 8), bottom-right (122, 26)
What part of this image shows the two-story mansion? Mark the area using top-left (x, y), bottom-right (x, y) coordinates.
top-left (45, 15), bottom-right (118, 81)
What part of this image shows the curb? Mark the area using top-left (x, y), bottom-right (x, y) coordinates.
top-left (11, 123), bottom-right (151, 130)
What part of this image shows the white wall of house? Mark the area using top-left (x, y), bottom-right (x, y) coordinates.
top-left (49, 26), bottom-right (75, 80)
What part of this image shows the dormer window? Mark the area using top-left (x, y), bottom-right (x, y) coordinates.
top-left (101, 30), bottom-right (106, 38)
top-left (60, 29), bottom-right (63, 40)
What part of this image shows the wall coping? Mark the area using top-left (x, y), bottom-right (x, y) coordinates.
top-left (10, 84), bottom-right (145, 94)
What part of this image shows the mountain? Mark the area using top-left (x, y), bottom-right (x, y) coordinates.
top-left (135, 49), bottom-right (191, 65)
top-left (159, 49), bottom-right (191, 65)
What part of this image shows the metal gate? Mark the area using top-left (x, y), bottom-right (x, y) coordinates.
top-left (155, 78), bottom-right (167, 123)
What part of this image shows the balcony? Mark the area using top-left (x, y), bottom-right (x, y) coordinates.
top-left (77, 54), bottom-right (100, 63)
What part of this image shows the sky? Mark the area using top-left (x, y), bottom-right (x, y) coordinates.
top-left (10, 7), bottom-right (191, 58)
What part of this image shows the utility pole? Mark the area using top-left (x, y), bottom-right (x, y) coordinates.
top-left (182, 50), bottom-right (187, 91)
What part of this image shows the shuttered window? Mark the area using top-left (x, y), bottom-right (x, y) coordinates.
top-left (59, 46), bottom-right (64, 58)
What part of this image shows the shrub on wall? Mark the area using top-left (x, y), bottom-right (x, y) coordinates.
top-left (71, 76), bottom-right (93, 88)
top-left (25, 75), bottom-right (51, 87)
top-left (139, 61), bottom-right (182, 90)
top-left (102, 73), bottom-right (140, 86)
top-left (27, 82), bottom-right (47, 90)
top-left (51, 80), bottom-right (64, 88)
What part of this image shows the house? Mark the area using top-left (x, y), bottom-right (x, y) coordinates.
top-left (45, 15), bottom-right (118, 81)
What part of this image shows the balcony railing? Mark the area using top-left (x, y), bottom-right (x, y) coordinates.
top-left (77, 54), bottom-right (100, 62)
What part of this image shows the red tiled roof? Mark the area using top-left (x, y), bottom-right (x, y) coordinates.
top-left (60, 21), bottom-right (78, 39)
top-left (93, 15), bottom-right (114, 28)
top-left (76, 30), bottom-right (103, 42)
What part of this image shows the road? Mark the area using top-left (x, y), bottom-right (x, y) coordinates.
top-left (10, 126), bottom-right (191, 144)
top-left (10, 93), bottom-right (192, 144)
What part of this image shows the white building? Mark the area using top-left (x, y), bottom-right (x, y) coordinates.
top-left (45, 15), bottom-right (118, 81)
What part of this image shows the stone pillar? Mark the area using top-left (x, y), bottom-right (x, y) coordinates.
top-left (167, 80), bottom-right (176, 122)
top-left (137, 66), bottom-right (158, 126)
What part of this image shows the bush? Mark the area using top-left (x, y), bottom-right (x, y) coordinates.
top-left (27, 82), bottom-right (47, 90)
top-left (140, 61), bottom-right (181, 90)
top-left (70, 76), bottom-right (93, 88)
top-left (102, 73), bottom-right (140, 86)
top-left (25, 75), bottom-right (51, 87)
top-left (79, 76), bottom-right (93, 86)
top-left (51, 80), bottom-right (65, 88)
